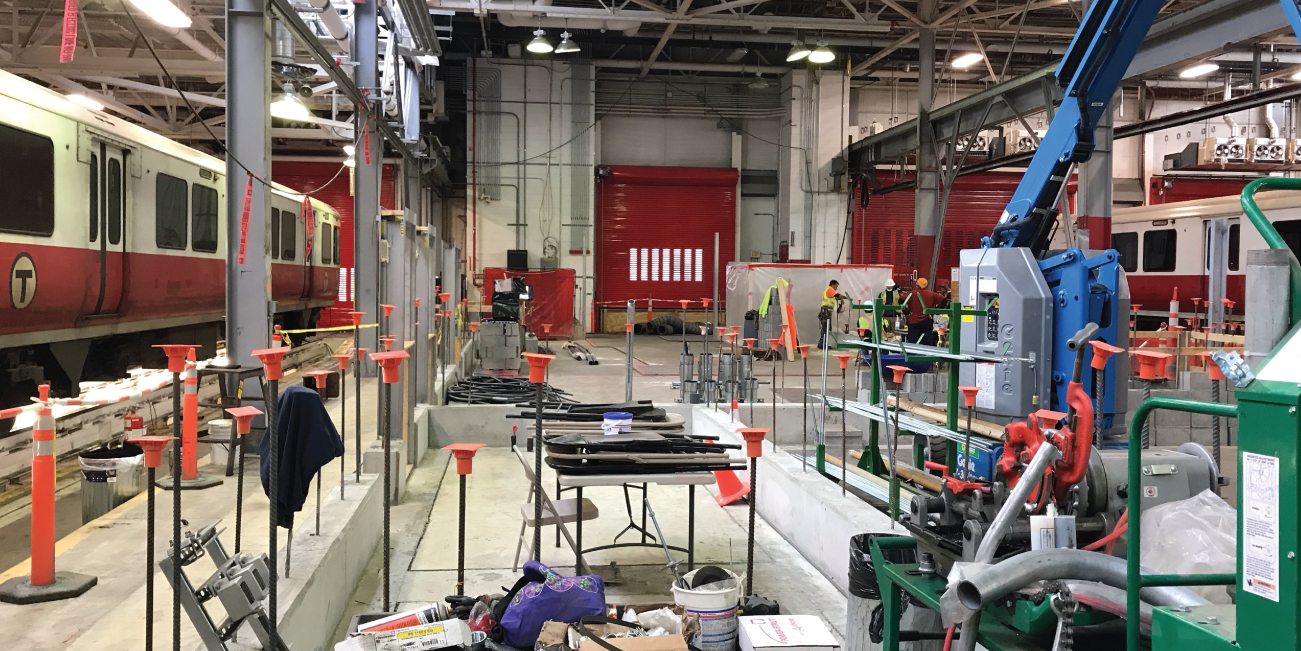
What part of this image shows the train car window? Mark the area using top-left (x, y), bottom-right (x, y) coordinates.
top-left (1276, 220), bottom-right (1301, 261)
top-left (155, 173), bottom-right (188, 250)
top-left (192, 185), bottom-right (219, 253)
top-left (107, 159), bottom-right (122, 245)
top-left (1143, 229), bottom-right (1177, 272)
top-left (89, 154), bottom-right (98, 242)
top-left (281, 209), bottom-right (296, 261)
top-left (333, 224), bottom-right (340, 266)
top-left (1229, 224), bottom-right (1240, 271)
top-left (320, 223), bottom-right (331, 265)
top-left (270, 208), bottom-right (281, 260)
top-left (0, 122), bottom-right (55, 236)
top-left (1112, 232), bottom-right (1138, 272)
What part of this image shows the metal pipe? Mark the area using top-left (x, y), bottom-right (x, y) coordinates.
top-left (956, 549), bottom-right (1211, 611)
top-left (975, 442), bottom-right (1060, 564)
top-left (307, 0), bottom-right (350, 51)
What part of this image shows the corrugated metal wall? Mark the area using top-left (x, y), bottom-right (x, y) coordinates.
top-left (595, 165), bottom-right (738, 308)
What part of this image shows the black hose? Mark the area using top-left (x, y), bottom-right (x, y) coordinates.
top-left (446, 375), bottom-right (577, 405)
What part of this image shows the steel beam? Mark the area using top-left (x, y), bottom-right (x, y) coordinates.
top-left (224, 0), bottom-right (271, 371)
top-left (426, 1), bottom-right (895, 32)
top-left (915, 0), bottom-right (940, 283)
top-left (353, 0), bottom-right (380, 378)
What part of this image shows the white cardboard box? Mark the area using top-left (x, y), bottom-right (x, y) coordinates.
top-left (738, 616), bottom-right (839, 651)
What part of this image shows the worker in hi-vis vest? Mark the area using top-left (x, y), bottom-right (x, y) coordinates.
top-left (818, 280), bottom-right (846, 348)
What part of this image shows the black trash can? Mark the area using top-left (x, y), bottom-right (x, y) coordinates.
top-left (80, 443), bottom-right (146, 524)
top-left (847, 534), bottom-right (917, 651)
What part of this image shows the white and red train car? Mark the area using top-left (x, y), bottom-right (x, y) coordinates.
top-left (0, 70), bottom-right (341, 412)
top-left (1111, 189), bottom-right (1301, 325)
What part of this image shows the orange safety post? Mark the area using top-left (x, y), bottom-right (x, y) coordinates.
top-left (738, 426), bottom-right (770, 596)
top-left (0, 384), bottom-right (98, 604)
top-left (443, 442), bottom-right (487, 596)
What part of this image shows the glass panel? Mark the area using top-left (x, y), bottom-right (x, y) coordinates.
top-left (107, 159), bottom-right (122, 245)
top-left (0, 123), bottom-right (55, 236)
top-left (191, 185), bottom-right (219, 253)
top-left (155, 173), bottom-right (187, 250)
top-left (89, 154), bottom-right (98, 242)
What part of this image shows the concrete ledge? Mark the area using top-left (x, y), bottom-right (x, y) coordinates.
top-left (364, 443), bottom-right (409, 501)
top-left (275, 470), bottom-right (383, 651)
top-left (693, 406), bottom-right (898, 596)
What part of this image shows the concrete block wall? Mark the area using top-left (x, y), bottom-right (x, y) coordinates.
top-left (855, 369), bottom-right (949, 406)
top-left (1126, 372), bottom-right (1238, 448)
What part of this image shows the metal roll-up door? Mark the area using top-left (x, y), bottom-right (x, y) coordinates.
top-left (595, 165), bottom-right (738, 309)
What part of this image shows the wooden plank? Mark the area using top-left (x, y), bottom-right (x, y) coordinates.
top-left (893, 396), bottom-right (1005, 439)
top-left (839, 450), bottom-right (943, 493)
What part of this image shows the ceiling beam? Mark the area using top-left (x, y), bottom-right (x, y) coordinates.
top-left (640, 0), bottom-right (695, 78)
top-left (875, 0), bottom-right (924, 26)
top-left (930, 0), bottom-right (984, 27)
top-left (850, 30), bottom-right (919, 76)
top-left (687, 0), bottom-right (767, 17)
top-left (77, 75), bottom-right (227, 106)
top-left (35, 73), bottom-right (174, 131)
top-left (428, 1), bottom-right (896, 32)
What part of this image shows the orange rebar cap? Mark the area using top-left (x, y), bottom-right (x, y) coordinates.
top-left (469, 323), bottom-right (479, 333)
top-left (369, 350), bottom-right (410, 384)
top-left (380, 335), bottom-right (396, 351)
top-left (415, 298), bottom-right (421, 308)
top-left (381, 304), bottom-right (395, 317)
top-left (334, 351), bottom-right (352, 370)
top-left (679, 300), bottom-right (691, 310)
top-left (349, 311), bottom-right (366, 326)
top-left (303, 371), bottom-right (332, 398)
top-left (834, 353), bottom-right (853, 370)
top-left (767, 338), bottom-right (782, 351)
top-left (738, 427), bottom-right (770, 458)
top-left (225, 406), bottom-right (263, 435)
top-left (128, 435), bottom-right (175, 468)
top-left (154, 345), bottom-right (197, 374)
top-left (522, 353), bottom-right (556, 384)
top-left (1089, 340), bottom-right (1123, 370)
top-left (958, 385), bottom-right (980, 408)
top-left (439, 292), bottom-right (451, 303)
top-left (1034, 409), bottom-right (1068, 428)
top-left (887, 364), bottom-right (910, 383)
top-left (796, 344), bottom-right (811, 359)
top-left (625, 323), bottom-right (634, 333)
top-left (701, 298), bottom-right (713, 307)
top-left (1199, 351), bottom-right (1226, 381)
top-left (251, 347), bottom-right (289, 381)
top-left (744, 338), bottom-right (756, 349)
top-left (1133, 350), bottom-right (1173, 381)
top-left (443, 442), bottom-right (487, 475)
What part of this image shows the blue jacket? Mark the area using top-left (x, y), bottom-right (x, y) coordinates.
top-left (259, 385), bottom-right (343, 528)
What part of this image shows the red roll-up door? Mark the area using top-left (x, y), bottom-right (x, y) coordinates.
top-left (596, 165), bottom-right (738, 307)
top-left (852, 171), bottom-right (1073, 283)
top-left (271, 162), bottom-right (397, 325)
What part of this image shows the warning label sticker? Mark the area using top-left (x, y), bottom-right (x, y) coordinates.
top-left (975, 363), bottom-right (995, 410)
top-left (1243, 451), bottom-right (1280, 602)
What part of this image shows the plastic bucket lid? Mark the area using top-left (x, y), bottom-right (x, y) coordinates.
top-left (79, 443), bottom-right (144, 461)
top-left (602, 411), bottom-right (633, 422)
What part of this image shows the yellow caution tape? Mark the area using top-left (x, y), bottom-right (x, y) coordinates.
top-left (278, 323), bottom-right (380, 334)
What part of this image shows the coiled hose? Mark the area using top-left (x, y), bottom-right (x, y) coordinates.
top-left (446, 375), bottom-right (578, 405)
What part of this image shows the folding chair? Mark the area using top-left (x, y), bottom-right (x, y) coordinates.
top-left (513, 446), bottom-right (599, 573)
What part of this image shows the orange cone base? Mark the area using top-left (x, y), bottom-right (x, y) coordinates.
top-left (713, 469), bottom-right (750, 506)
top-left (155, 474), bottom-right (224, 491)
top-left (0, 571), bottom-right (97, 605)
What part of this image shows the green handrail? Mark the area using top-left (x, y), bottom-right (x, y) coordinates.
top-left (1240, 178), bottom-right (1301, 326)
top-left (1126, 397), bottom-right (1239, 651)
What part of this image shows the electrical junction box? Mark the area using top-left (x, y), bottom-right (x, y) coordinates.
top-left (958, 247), bottom-right (1052, 421)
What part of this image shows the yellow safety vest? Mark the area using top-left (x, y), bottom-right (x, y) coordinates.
top-left (822, 286), bottom-right (837, 308)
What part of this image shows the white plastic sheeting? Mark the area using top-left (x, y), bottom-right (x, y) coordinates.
top-left (1140, 489), bottom-right (1237, 604)
top-left (725, 263), bottom-right (895, 344)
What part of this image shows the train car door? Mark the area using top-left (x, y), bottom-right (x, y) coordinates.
top-left (89, 143), bottom-right (127, 314)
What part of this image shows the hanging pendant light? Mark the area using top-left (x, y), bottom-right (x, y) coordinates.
top-left (270, 82), bottom-right (311, 121)
top-left (808, 41), bottom-right (834, 64)
top-left (555, 31), bottom-right (579, 54)
top-left (786, 41), bottom-right (811, 62)
top-left (527, 28), bottom-right (554, 54)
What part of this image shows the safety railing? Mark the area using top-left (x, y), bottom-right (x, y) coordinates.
top-left (1126, 396), bottom-right (1238, 651)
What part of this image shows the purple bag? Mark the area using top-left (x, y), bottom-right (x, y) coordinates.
top-left (495, 560), bottom-right (606, 648)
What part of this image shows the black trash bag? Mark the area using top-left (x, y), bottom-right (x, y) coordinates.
top-left (849, 534), bottom-right (917, 600)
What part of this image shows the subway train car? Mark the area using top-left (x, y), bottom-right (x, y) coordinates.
top-left (1110, 188), bottom-right (1301, 326)
top-left (0, 69), bottom-right (341, 415)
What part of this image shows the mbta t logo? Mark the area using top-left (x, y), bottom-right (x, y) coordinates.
top-left (9, 253), bottom-right (35, 309)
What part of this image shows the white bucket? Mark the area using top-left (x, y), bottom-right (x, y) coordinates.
top-left (672, 568), bottom-right (742, 651)
top-left (207, 419), bottom-right (234, 466)
top-left (602, 411), bottom-right (633, 436)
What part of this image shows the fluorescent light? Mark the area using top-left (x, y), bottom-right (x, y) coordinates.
top-left (1292, 70), bottom-right (1301, 80)
top-left (1180, 63), bottom-right (1219, 78)
top-left (414, 55), bottom-right (439, 67)
top-left (128, 0), bottom-right (192, 28)
top-left (66, 93), bottom-right (104, 111)
top-left (555, 31), bottom-right (579, 54)
top-left (952, 52), bottom-right (984, 68)
top-left (808, 42), bottom-right (834, 64)
top-left (343, 144), bottom-right (356, 156)
top-left (270, 95), bottom-right (310, 121)
top-left (526, 29), bottom-right (553, 54)
top-left (344, 157), bottom-right (356, 168)
top-left (786, 41), bottom-right (810, 62)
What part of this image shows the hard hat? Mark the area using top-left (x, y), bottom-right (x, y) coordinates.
top-left (885, 278), bottom-right (896, 289)
top-left (917, 278), bottom-right (929, 289)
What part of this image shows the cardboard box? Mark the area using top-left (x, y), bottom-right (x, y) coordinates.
top-left (738, 616), bottom-right (839, 651)
top-left (336, 617), bottom-right (474, 651)
top-left (577, 633), bottom-right (689, 651)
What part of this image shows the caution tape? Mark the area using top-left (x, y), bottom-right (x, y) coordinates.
top-left (278, 323), bottom-right (379, 334)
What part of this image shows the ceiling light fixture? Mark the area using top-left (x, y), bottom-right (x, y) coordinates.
top-left (270, 83), bottom-right (311, 121)
top-left (1180, 62), bottom-right (1219, 78)
top-left (128, 0), bottom-right (192, 28)
top-left (344, 157), bottom-right (356, 168)
top-left (808, 41), bottom-right (834, 64)
top-left (786, 41), bottom-right (811, 62)
top-left (555, 31), bottom-right (579, 54)
top-left (1293, 70), bottom-right (1301, 80)
top-left (66, 93), bottom-right (104, 111)
top-left (749, 72), bottom-right (769, 89)
top-left (951, 52), bottom-right (984, 68)
top-left (526, 29), bottom-right (553, 54)
top-left (343, 144), bottom-right (356, 156)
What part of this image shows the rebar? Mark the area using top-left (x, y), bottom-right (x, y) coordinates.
top-left (235, 420), bottom-right (245, 553)
top-left (171, 370), bottom-right (182, 651)
top-left (457, 474), bottom-right (467, 595)
top-left (746, 456), bottom-right (757, 596)
top-left (266, 377), bottom-right (279, 639)
top-left (146, 465), bottom-right (156, 651)
top-left (1210, 379), bottom-right (1221, 467)
top-left (1093, 367), bottom-right (1104, 445)
top-left (841, 365), bottom-right (847, 496)
top-left (802, 355), bottom-right (809, 472)
top-left (1142, 380), bottom-right (1151, 449)
top-left (355, 325), bottom-right (362, 483)
top-left (340, 367), bottom-right (346, 500)
top-left (533, 381), bottom-right (545, 561)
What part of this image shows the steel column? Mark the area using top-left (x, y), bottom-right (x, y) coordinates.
top-left (914, 0), bottom-right (939, 283)
top-left (353, 0), bottom-right (380, 378)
